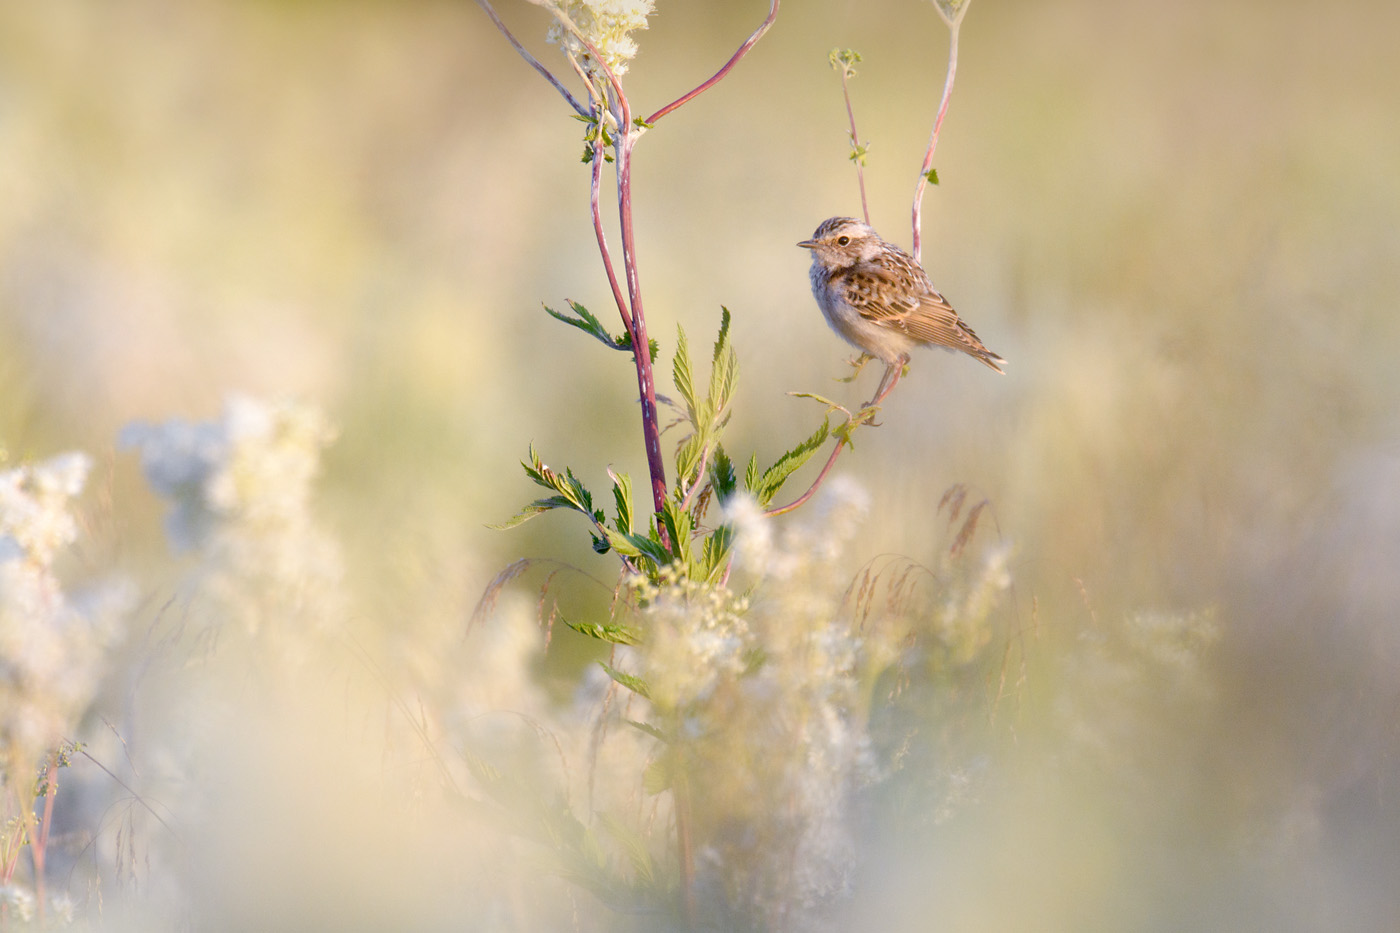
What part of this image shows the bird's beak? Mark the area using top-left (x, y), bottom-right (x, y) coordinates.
top-left (797, 239), bottom-right (817, 249)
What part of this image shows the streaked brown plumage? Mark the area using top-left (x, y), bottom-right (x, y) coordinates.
top-left (798, 216), bottom-right (1005, 375)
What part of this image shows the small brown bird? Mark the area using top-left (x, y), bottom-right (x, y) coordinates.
top-left (799, 217), bottom-right (1005, 400)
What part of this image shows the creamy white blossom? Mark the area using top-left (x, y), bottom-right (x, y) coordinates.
top-left (122, 395), bottom-right (344, 647)
top-left (0, 452), bottom-right (129, 777)
top-left (543, 0), bottom-right (656, 77)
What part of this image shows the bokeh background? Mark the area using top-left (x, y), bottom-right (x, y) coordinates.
top-left (2, 0), bottom-right (1398, 929)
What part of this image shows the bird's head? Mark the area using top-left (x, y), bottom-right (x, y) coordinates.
top-left (797, 217), bottom-right (883, 264)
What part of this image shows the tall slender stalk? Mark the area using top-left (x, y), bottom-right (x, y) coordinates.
top-left (478, 4), bottom-right (784, 918)
top-left (912, 0), bottom-right (971, 262)
top-left (477, 0), bottom-right (780, 546)
top-left (830, 49), bottom-right (871, 225)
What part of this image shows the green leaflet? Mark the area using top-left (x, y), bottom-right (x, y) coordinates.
top-left (599, 661), bottom-right (650, 700)
top-left (563, 617), bottom-right (642, 647)
top-left (752, 419), bottom-right (831, 506)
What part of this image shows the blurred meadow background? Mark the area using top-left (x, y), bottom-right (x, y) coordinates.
top-left (2, 0), bottom-right (1399, 929)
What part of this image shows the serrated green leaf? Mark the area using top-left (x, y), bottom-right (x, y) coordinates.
top-left (710, 445), bottom-right (737, 503)
top-left (601, 527), bottom-right (671, 568)
top-left (519, 446), bottom-right (598, 517)
top-left (661, 499), bottom-right (692, 567)
top-left (757, 419), bottom-right (831, 506)
top-left (564, 618), bottom-right (642, 646)
top-left (675, 434), bottom-right (704, 489)
top-left (711, 306), bottom-right (732, 367)
top-left (925, 167), bottom-right (940, 185)
top-left (706, 307), bottom-right (737, 422)
top-left (672, 324), bottom-right (696, 416)
top-left (544, 301), bottom-right (620, 351)
top-left (608, 468), bottom-right (634, 535)
top-left (562, 466), bottom-right (594, 514)
top-left (700, 524), bottom-right (734, 582)
top-left (744, 452), bottom-right (759, 494)
top-left (624, 719), bottom-right (670, 743)
top-left (522, 443), bottom-right (550, 487)
top-left (486, 495), bottom-right (577, 531)
top-left (599, 662), bottom-right (651, 700)
top-left (789, 391), bottom-right (843, 408)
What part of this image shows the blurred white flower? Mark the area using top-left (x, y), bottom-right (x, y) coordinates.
top-left (122, 395), bottom-right (344, 647)
top-left (0, 884), bottom-right (35, 922)
top-left (0, 451), bottom-right (128, 783)
top-left (48, 892), bottom-right (76, 925)
top-left (725, 478), bottom-right (870, 582)
top-left (636, 564), bottom-right (751, 712)
top-left (543, 0), bottom-right (656, 78)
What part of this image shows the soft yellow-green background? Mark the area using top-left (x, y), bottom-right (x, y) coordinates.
top-left (2, 0), bottom-right (1398, 928)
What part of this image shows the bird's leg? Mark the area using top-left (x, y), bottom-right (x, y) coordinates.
top-left (866, 355), bottom-right (909, 408)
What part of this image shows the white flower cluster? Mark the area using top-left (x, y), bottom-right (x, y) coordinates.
top-left (122, 395), bottom-right (344, 648)
top-left (633, 563), bottom-right (750, 714)
top-left (0, 452), bottom-right (127, 774)
top-left (544, 0), bottom-right (656, 78)
top-left (626, 482), bottom-right (884, 926)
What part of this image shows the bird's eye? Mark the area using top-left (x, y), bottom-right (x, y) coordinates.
top-left (836, 235), bottom-right (850, 246)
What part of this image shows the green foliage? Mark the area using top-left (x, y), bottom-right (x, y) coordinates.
top-left (496, 305), bottom-right (895, 605)
top-left (487, 444), bottom-right (603, 532)
top-left (544, 300), bottom-right (658, 363)
top-left (599, 661), bottom-right (651, 700)
top-left (563, 617), bottom-right (642, 646)
top-left (925, 167), bottom-right (940, 185)
top-left (747, 419), bottom-right (830, 507)
top-left (670, 307), bottom-right (737, 503)
top-left (578, 108), bottom-right (616, 163)
top-left (492, 305), bottom-right (890, 731)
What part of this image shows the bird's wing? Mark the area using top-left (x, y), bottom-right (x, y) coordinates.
top-left (848, 267), bottom-right (1006, 373)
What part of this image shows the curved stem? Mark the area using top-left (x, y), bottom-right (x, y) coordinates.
top-left (644, 0), bottom-right (781, 125)
top-left (614, 131), bottom-right (670, 532)
top-left (911, 18), bottom-right (961, 263)
top-left (765, 360), bottom-right (904, 517)
top-left (474, 0), bottom-right (589, 117)
top-left (766, 437), bottom-right (847, 517)
top-left (839, 67), bottom-right (871, 225)
top-left (590, 110), bottom-right (632, 332)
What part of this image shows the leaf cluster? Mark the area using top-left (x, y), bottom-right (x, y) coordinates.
top-left (543, 299), bottom-right (658, 363)
top-left (495, 308), bottom-right (830, 592)
top-left (575, 110), bottom-right (616, 164)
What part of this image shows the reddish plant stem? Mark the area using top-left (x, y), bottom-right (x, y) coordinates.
top-left (477, 0), bottom-right (781, 544)
top-left (911, 19), bottom-right (961, 263)
top-left (32, 754), bottom-right (58, 925)
top-left (590, 114), bottom-right (633, 333)
top-left (766, 360), bottom-right (904, 517)
top-left (839, 68), bottom-right (870, 225)
top-left (643, 0), bottom-right (781, 126)
top-left (613, 135), bottom-right (670, 527)
top-left (474, 0), bottom-right (589, 117)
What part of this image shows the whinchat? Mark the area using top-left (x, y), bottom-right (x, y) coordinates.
top-left (798, 218), bottom-right (1005, 394)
